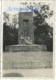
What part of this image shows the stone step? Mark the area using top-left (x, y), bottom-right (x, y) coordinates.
top-left (5, 45), bottom-right (47, 52)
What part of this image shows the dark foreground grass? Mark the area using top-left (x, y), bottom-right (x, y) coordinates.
top-left (3, 73), bottom-right (24, 77)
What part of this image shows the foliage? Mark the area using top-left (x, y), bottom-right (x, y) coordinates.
top-left (32, 4), bottom-right (53, 51)
top-left (3, 23), bottom-right (18, 51)
top-left (3, 3), bottom-right (53, 51)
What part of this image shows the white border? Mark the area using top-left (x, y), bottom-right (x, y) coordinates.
top-left (1, 0), bottom-right (56, 80)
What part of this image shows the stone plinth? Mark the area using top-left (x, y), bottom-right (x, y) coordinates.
top-left (5, 45), bottom-right (47, 52)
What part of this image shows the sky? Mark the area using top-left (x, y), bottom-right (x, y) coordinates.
top-left (2, 0), bottom-right (54, 14)
top-left (2, 0), bottom-right (55, 27)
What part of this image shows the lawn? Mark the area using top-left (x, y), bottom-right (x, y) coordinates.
top-left (3, 51), bottom-right (53, 69)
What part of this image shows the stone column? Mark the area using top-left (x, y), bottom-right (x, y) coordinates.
top-left (18, 12), bottom-right (34, 45)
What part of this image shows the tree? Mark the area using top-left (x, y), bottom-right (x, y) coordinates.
top-left (27, 3), bottom-right (53, 51)
top-left (3, 3), bottom-right (53, 51)
top-left (3, 22), bottom-right (18, 51)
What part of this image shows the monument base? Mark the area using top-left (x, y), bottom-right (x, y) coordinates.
top-left (5, 45), bottom-right (47, 52)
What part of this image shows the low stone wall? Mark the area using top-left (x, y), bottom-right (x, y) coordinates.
top-left (5, 45), bottom-right (47, 52)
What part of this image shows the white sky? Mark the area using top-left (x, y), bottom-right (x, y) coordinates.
top-left (2, 0), bottom-right (55, 27)
top-left (2, 0), bottom-right (54, 14)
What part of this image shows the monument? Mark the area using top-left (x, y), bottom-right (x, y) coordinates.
top-left (5, 12), bottom-right (47, 51)
top-left (18, 12), bottom-right (34, 45)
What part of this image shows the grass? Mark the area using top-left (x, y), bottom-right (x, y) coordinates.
top-left (3, 51), bottom-right (53, 69)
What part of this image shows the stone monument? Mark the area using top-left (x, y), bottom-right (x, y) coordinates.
top-left (18, 12), bottom-right (34, 45)
top-left (5, 12), bottom-right (47, 51)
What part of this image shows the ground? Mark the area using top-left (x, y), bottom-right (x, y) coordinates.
top-left (3, 69), bottom-right (54, 77)
top-left (3, 51), bottom-right (53, 69)
top-left (3, 51), bottom-right (53, 77)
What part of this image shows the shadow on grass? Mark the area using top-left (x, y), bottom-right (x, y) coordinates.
top-left (3, 73), bottom-right (24, 77)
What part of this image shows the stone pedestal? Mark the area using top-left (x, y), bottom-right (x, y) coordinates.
top-left (5, 45), bottom-right (47, 52)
